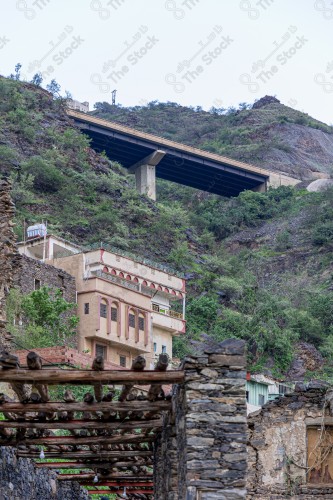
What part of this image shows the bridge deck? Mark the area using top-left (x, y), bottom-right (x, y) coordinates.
top-left (68, 110), bottom-right (270, 197)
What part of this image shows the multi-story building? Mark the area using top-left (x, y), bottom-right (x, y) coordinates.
top-left (18, 231), bottom-right (186, 368)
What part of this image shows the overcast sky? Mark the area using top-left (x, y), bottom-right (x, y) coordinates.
top-left (1, 0), bottom-right (332, 123)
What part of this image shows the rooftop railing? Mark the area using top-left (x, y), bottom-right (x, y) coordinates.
top-left (85, 242), bottom-right (184, 278)
top-left (152, 303), bottom-right (183, 320)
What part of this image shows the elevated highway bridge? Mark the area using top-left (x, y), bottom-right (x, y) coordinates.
top-left (67, 110), bottom-right (299, 200)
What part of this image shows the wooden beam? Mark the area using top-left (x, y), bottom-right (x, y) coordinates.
top-left (35, 461), bottom-right (153, 469)
top-left (82, 481), bottom-right (154, 487)
top-left (57, 473), bottom-right (153, 481)
top-left (0, 401), bottom-right (171, 412)
top-left (86, 489), bottom-right (154, 495)
top-left (0, 417), bottom-right (162, 430)
top-left (0, 434), bottom-right (155, 446)
top-left (17, 450), bottom-right (153, 459)
top-left (0, 369), bottom-right (184, 385)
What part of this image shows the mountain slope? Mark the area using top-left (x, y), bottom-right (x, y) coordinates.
top-left (1, 76), bottom-right (333, 379)
top-left (92, 96), bottom-right (333, 181)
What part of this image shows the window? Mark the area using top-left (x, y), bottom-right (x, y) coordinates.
top-left (100, 303), bottom-right (107, 318)
top-left (162, 345), bottom-right (166, 354)
top-left (246, 391), bottom-right (249, 402)
top-left (129, 313), bottom-right (136, 328)
top-left (111, 307), bottom-right (118, 322)
top-left (84, 303), bottom-right (89, 315)
top-left (34, 279), bottom-right (41, 290)
top-left (96, 344), bottom-right (107, 359)
top-left (138, 316), bottom-right (145, 331)
top-left (258, 394), bottom-right (265, 405)
top-left (279, 384), bottom-right (290, 395)
top-left (154, 342), bottom-right (157, 353)
top-left (119, 355), bottom-right (126, 367)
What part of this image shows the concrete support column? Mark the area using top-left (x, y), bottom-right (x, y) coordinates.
top-left (130, 150), bottom-right (165, 201)
top-left (135, 164), bottom-right (156, 201)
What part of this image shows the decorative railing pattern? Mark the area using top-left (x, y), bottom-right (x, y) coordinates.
top-left (91, 270), bottom-right (141, 292)
top-left (152, 303), bottom-right (183, 319)
top-left (86, 242), bottom-right (184, 278)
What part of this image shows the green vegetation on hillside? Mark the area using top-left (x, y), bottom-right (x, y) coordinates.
top-left (92, 100), bottom-right (333, 162)
top-left (1, 76), bottom-right (333, 377)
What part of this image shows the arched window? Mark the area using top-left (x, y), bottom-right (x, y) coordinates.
top-left (133, 277), bottom-right (139, 283)
top-left (138, 312), bottom-right (145, 332)
top-left (126, 274), bottom-right (131, 281)
top-left (103, 266), bottom-right (109, 273)
top-left (99, 298), bottom-right (108, 334)
top-left (142, 280), bottom-right (148, 287)
top-left (150, 283), bottom-right (156, 289)
top-left (111, 302), bottom-right (118, 323)
top-left (158, 285), bottom-right (163, 291)
top-left (119, 272), bottom-right (124, 278)
top-left (111, 269), bottom-right (117, 275)
top-left (164, 287), bottom-right (170, 294)
top-left (128, 308), bottom-right (136, 340)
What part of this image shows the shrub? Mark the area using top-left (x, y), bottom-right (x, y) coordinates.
top-left (22, 156), bottom-right (64, 192)
top-left (312, 221), bottom-right (333, 245)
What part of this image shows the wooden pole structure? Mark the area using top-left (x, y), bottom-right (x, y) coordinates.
top-left (0, 369), bottom-right (184, 385)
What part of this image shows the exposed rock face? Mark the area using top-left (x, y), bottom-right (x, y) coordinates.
top-left (307, 179), bottom-right (333, 192)
top-left (247, 384), bottom-right (333, 499)
top-left (287, 342), bottom-right (324, 381)
top-left (0, 447), bottom-right (89, 499)
top-left (0, 179), bottom-right (21, 351)
top-left (252, 95), bottom-right (281, 109)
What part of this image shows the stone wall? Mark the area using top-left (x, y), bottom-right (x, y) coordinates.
top-left (155, 338), bottom-right (247, 499)
top-left (0, 447), bottom-right (89, 500)
top-left (15, 254), bottom-right (76, 306)
top-left (0, 179), bottom-right (21, 351)
top-left (247, 381), bottom-right (333, 499)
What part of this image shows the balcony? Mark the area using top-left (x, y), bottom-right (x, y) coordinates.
top-left (152, 303), bottom-right (183, 319)
top-left (91, 270), bottom-right (142, 293)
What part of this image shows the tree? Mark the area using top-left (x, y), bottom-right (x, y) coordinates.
top-left (30, 73), bottom-right (43, 86)
top-left (46, 79), bottom-right (61, 98)
top-left (6, 286), bottom-right (79, 349)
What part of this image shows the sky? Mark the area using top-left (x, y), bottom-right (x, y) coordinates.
top-left (0, 0), bottom-right (332, 123)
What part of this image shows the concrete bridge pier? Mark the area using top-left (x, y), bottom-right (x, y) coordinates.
top-left (130, 150), bottom-right (166, 201)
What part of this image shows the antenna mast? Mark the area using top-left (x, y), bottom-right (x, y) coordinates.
top-left (111, 89), bottom-right (117, 105)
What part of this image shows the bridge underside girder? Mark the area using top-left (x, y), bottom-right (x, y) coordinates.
top-left (79, 124), bottom-right (267, 198)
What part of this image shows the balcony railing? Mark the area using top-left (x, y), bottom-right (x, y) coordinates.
top-left (152, 303), bottom-right (183, 319)
top-left (91, 270), bottom-right (141, 292)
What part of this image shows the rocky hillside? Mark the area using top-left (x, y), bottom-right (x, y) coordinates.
top-left (1, 76), bottom-right (333, 380)
top-left (93, 96), bottom-right (333, 181)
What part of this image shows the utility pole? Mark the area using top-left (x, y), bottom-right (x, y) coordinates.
top-left (111, 89), bottom-right (117, 105)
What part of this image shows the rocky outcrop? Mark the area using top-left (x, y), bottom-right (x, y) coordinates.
top-left (0, 178), bottom-right (21, 351)
top-left (252, 95), bottom-right (281, 109)
top-left (287, 342), bottom-right (324, 381)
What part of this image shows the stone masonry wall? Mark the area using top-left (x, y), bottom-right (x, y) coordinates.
top-left (247, 382), bottom-right (333, 499)
top-left (0, 447), bottom-right (89, 500)
top-left (14, 254), bottom-right (76, 306)
top-left (155, 338), bottom-right (247, 499)
top-left (0, 179), bottom-right (21, 351)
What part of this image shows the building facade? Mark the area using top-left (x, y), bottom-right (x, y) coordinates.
top-left (246, 373), bottom-right (293, 414)
top-left (18, 234), bottom-right (186, 368)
